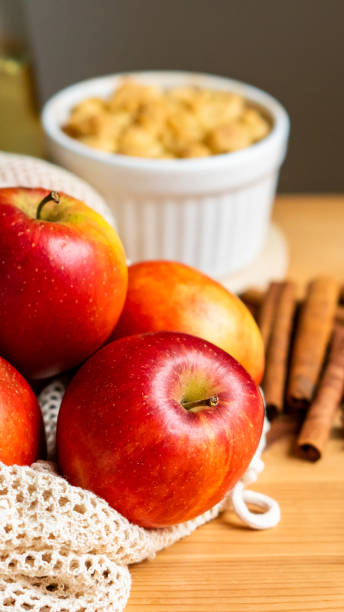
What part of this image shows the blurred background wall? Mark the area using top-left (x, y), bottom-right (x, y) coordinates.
top-left (4, 0), bottom-right (344, 192)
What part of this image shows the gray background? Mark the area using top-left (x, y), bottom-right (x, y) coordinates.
top-left (22, 0), bottom-right (344, 192)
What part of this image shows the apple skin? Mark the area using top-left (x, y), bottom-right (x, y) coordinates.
top-left (0, 187), bottom-right (127, 379)
top-left (0, 356), bottom-right (45, 465)
top-left (57, 331), bottom-right (264, 528)
top-left (111, 260), bottom-right (264, 384)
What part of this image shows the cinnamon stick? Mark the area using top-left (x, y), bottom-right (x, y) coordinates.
top-left (297, 325), bottom-right (344, 461)
top-left (340, 285), bottom-right (344, 304)
top-left (240, 288), bottom-right (265, 309)
top-left (257, 282), bottom-right (284, 350)
top-left (262, 281), bottom-right (297, 418)
top-left (287, 277), bottom-right (340, 410)
top-left (242, 287), bottom-right (344, 328)
top-left (266, 414), bottom-right (303, 447)
top-left (335, 305), bottom-right (344, 325)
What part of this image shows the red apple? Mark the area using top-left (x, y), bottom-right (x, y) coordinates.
top-left (111, 261), bottom-right (264, 384)
top-left (57, 331), bottom-right (264, 528)
top-left (0, 187), bottom-right (127, 379)
top-left (0, 356), bottom-right (45, 465)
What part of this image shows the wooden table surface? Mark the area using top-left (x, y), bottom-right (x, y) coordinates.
top-left (126, 195), bottom-right (344, 612)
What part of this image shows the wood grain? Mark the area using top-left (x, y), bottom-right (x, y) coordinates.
top-left (126, 196), bottom-right (344, 611)
top-left (272, 195), bottom-right (344, 290)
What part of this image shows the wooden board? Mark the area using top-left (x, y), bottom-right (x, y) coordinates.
top-left (126, 195), bottom-right (344, 611)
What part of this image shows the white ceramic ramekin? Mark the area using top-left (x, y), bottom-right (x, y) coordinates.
top-left (42, 71), bottom-right (289, 277)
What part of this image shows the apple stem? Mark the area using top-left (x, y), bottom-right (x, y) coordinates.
top-left (36, 191), bottom-right (60, 219)
top-left (182, 395), bottom-right (219, 411)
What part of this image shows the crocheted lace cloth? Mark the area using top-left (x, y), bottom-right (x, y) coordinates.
top-left (0, 153), bottom-right (280, 610)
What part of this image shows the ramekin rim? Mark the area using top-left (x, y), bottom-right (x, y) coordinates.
top-left (41, 70), bottom-right (290, 173)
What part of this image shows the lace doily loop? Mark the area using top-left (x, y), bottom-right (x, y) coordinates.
top-left (230, 481), bottom-right (281, 530)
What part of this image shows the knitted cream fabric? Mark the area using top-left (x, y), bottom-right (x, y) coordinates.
top-left (0, 380), bottom-right (279, 612)
top-left (0, 152), bottom-right (114, 227)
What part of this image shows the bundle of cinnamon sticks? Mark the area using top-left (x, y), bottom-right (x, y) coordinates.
top-left (241, 278), bottom-right (344, 462)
